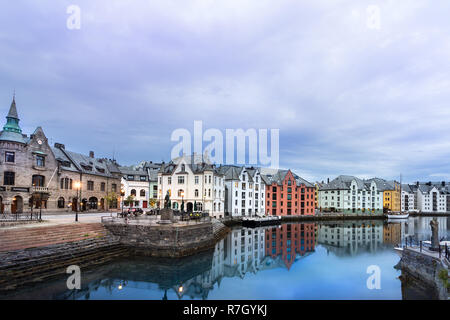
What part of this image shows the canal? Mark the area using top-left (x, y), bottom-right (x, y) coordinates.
top-left (2, 216), bottom-right (449, 300)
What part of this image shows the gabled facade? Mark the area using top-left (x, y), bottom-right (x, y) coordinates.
top-left (157, 153), bottom-right (225, 218)
top-left (416, 183), bottom-right (447, 213)
top-left (318, 175), bottom-right (383, 214)
top-left (401, 184), bottom-right (417, 212)
top-left (218, 165), bottom-right (265, 217)
top-left (262, 169), bottom-right (315, 216)
top-left (120, 167), bottom-right (150, 209)
top-left (0, 97), bottom-right (121, 214)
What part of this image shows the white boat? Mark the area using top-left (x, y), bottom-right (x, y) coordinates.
top-left (386, 213), bottom-right (409, 219)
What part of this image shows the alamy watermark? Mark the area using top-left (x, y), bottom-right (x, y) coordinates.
top-left (66, 265), bottom-right (81, 290)
top-left (67, 5), bottom-right (81, 30)
top-left (366, 265), bottom-right (381, 290)
top-left (171, 121), bottom-right (279, 168)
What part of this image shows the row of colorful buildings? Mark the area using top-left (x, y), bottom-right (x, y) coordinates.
top-left (1, 97), bottom-right (449, 218)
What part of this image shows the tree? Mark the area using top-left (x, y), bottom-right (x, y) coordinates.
top-left (149, 198), bottom-right (157, 208)
top-left (125, 195), bottom-right (135, 207)
top-left (105, 192), bottom-right (118, 208)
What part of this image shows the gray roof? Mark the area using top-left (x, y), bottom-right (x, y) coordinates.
top-left (260, 169), bottom-right (314, 187)
top-left (0, 130), bottom-right (27, 144)
top-left (320, 175), bottom-right (397, 191)
top-left (52, 145), bottom-right (121, 178)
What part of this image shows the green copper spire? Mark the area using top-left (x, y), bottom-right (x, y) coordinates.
top-left (3, 96), bottom-right (22, 134)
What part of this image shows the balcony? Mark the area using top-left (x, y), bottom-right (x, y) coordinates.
top-left (31, 186), bottom-right (49, 194)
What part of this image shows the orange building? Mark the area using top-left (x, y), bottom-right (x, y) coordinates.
top-left (262, 169), bottom-right (315, 216)
top-left (265, 223), bottom-right (316, 269)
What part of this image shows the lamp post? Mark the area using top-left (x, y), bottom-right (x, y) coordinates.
top-left (120, 188), bottom-right (125, 216)
top-left (74, 181), bottom-right (81, 222)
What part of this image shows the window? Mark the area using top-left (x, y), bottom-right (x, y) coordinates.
top-left (178, 176), bottom-right (184, 184)
top-left (168, 177), bottom-right (172, 184)
top-left (140, 189), bottom-right (145, 197)
top-left (112, 184), bottom-right (117, 192)
top-left (140, 176), bottom-right (146, 181)
top-left (87, 181), bottom-right (94, 191)
top-left (181, 164), bottom-right (185, 171)
top-left (195, 176), bottom-right (199, 184)
top-left (127, 175), bottom-right (134, 180)
top-left (101, 182), bottom-right (106, 191)
top-left (195, 189), bottom-right (199, 197)
top-left (36, 155), bottom-right (45, 167)
top-left (131, 189), bottom-right (136, 196)
top-left (32, 175), bottom-right (45, 187)
top-left (5, 151), bottom-right (14, 163)
top-left (4, 172), bottom-right (15, 185)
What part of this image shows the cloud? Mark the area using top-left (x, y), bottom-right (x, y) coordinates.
top-left (0, 0), bottom-right (449, 182)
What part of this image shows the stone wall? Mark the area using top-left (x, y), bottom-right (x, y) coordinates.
top-left (400, 248), bottom-right (448, 300)
top-left (104, 220), bottom-right (229, 258)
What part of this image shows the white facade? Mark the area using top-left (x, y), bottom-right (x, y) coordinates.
top-left (401, 186), bottom-right (416, 212)
top-left (157, 154), bottom-right (225, 218)
top-left (318, 176), bottom-right (383, 213)
top-left (221, 166), bottom-right (265, 218)
top-left (120, 169), bottom-right (150, 209)
top-left (416, 186), bottom-right (447, 213)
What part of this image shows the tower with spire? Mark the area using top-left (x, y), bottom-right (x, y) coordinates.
top-left (0, 95), bottom-right (26, 144)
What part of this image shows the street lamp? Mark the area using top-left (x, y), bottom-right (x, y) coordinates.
top-left (120, 188), bottom-right (125, 216)
top-left (74, 181), bottom-right (81, 222)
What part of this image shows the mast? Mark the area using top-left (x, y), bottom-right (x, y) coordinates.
top-left (399, 174), bottom-right (402, 212)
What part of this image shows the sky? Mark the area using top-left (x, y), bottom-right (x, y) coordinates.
top-left (1, 0), bottom-right (450, 183)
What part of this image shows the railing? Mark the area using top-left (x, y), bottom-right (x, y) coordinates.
top-left (31, 186), bottom-right (49, 193)
top-left (0, 212), bottom-right (41, 221)
top-left (101, 213), bottom-right (212, 225)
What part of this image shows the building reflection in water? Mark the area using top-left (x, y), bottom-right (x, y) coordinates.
top-left (317, 221), bottom-right (384, 256)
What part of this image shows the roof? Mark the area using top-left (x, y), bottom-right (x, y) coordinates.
top-left (260, 169), bottom-right (314, 187)
top-left (159, 154), bottom-right (223, 176)
top-left (320, 175), bottom-right (396, 191)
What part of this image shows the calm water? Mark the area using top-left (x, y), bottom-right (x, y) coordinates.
top-left (3, 216), bottom-right (449, 300)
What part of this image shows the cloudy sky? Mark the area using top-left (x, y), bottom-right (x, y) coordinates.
top-left (1, 0), bottom-right (449, 183)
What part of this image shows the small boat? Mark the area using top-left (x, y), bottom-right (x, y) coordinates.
top-left (242, 216), bottom-right (281, 227)
top-left (386, 212), bottom-right (409, 219)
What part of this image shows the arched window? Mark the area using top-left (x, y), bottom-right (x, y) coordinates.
top-left (195, 189), bottom-right (199, 197)
top-left (178, 189), bottom-right (184, 197)
top-left (131, 189), bottom-right (136, 196)
top-left (64, 178), bottom-right (69, 189)
top-left (181, 164), bottom-right (185, 171)
top-left (60, 178), bottom-right (64, 189)
top-left (140, 189), bottom-right (146, 197)
top-left (57, 197), bottom-right (65, 208)
top-left (69, 179), bottom-right (73, 189)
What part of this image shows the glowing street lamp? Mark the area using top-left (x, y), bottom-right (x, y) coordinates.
top-left (74, 181), bottom-right (81, 222)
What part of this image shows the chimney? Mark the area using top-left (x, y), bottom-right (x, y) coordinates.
top-left (416, 181), bottom-right (419, 187)
top-left (442, 181), bottom-right (445, 187)
top-left (54, 143), bottom-right (65, 150)
top-left (327, 178), bottom-right (330, 184)
top-left (89, 151), bottom-right (94, 158)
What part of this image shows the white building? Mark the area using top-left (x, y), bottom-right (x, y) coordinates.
top-left (218, 165), bottom-right (265, 218)
top-left (416, 184), bottom-right (447, 213)
top-left (119, 167), bottom-right (150, 210)
top-left (401, 184), bottom-right (417, 212)
top-left (157, 153), bottom-right (225, 218)
top-left (318, 175), bottom-right (384, 214)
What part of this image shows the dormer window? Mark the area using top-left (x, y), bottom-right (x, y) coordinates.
top-left (127, 175), bottom-right (134, 181)
top-left (96, 167), bottom-right (105, 173)
top-left (181, 164), bottom-right (185, 171)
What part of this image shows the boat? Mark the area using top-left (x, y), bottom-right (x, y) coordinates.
top-left (242, 215), bottom-right (282, 227)
top-left (386, 212), bottom-right (409, 219)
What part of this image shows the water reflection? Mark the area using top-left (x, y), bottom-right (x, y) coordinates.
top-left (2, 216), bottom-right (448, 300)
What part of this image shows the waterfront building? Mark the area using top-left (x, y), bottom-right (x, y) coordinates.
top-left (318, 175), bottom-right (384, 214)
top-left (415, 183), bottom-right (448, 213)
top-left (401, 184), bottom-right (417, 212)
top-left (157, 153), bottom-right (225, 218)
top-left (0, 97), bottom-right (121, 214)
top-left (317, 221), bottom-right (384, 256)
top-left (264, 223), bottom-right (315, 269)
top-left (218, 165), bottom-right (265, 218)
top-left (379, 180), bottom-right (401, 212)
top-left (119, 166), bottom-right (150, 209)
top-left (134, 161), bottom-right (163, 202)
top-left (261, 169), bottom-right (315, 216)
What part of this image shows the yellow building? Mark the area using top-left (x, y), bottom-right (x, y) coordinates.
top-left (383, 181), bottom-right (401, 212)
